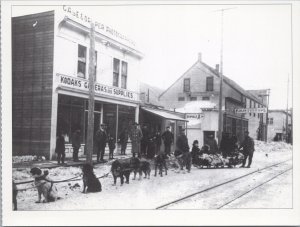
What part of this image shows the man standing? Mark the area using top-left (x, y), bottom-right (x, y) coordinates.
top-left (239, 131), bottom-right (255, 168)
top-left (129, 122), bottom-right (143, 158)
top-left (72, 129), bottom-right (81, 162)
top-left (161, 126), bottom-right (174, 156)
top-left (141, 125), bottom-right (149, 156)
top-left (55, 131), bottom-right (65, 164)
top-left (119, 128), bottom-right (129, 155)
top-left (95, 124), bottom-right (107, 162)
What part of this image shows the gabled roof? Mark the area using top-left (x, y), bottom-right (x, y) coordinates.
top-left (159, 60), bottom-right (265, 106)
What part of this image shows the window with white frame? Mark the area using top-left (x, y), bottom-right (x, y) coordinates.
top-left (113, 58), bottom-right (120, 87)
top-left (121, 61), bottom-right (128, 89)
top-left (77, 45), bottom-right (87, 78)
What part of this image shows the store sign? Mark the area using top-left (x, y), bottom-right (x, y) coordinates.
top-left (57, 74), bottom-right (139, 102)
top-left (235, 108), bottom-right (267, 114)
top-left (62, 6), bottom-right (136, 47)
top-left (186, 113), bottom-right (204, 119)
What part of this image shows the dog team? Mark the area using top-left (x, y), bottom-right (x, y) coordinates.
top-left (13, 125), bottom-right (254, 209)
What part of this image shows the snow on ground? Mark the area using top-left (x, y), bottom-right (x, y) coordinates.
top-left (13, 141), bottom-right (292, 210)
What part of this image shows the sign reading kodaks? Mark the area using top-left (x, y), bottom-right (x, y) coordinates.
top-left (186, 113), bottom-right (204, 119)
top-left (57, 74), bottom-right (139, 102)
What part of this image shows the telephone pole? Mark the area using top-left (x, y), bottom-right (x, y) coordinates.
top-left (215, 7), bottom-right (236, 144)
top-left (86, 23), bottom-right (96, 164)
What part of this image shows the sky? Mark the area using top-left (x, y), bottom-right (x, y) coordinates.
top-left (12, 3), bottom-right (292, 110)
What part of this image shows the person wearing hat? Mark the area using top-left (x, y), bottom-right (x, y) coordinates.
top-left (95, 124), bottom-right (107, 162)
top-left (239, 131), bottom-right (255, 168)
top-left (191, 140), bottom-right (201, 165)
top-left (72, 129), bottom-right (81, 162)
top-left (129, 122), bottom-right (143, 158)
top-left (161, 126), bottom-right (174, 156)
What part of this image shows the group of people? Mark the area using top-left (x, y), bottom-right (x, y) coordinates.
top-left (190, 131), bottom-right (255, 168)
top-left (55, 122), bottom-right (255, 168)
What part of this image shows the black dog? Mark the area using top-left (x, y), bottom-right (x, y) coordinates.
top-left (82, 164), bottom-right (102, 193)
top-left (111, 157), bottom-right (140, 185)
top-left (133, 160), bottom-right (151, 180)
top-left (154, 153), bottom-right (168, 177)
top-left (13, 181), bottom-right (17, 210)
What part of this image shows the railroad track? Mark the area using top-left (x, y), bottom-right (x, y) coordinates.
top-left (156, 159), bottom-right (292, 209)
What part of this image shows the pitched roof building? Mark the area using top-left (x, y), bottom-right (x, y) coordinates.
top-left (159, 53), bottom-right (269, 146)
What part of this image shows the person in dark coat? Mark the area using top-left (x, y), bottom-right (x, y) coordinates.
top-left (55, 132), bottom-right (65, 164)
top-left (239, 131), bottom-right (255, 168)
top-left (108, 134), bottom-right (116, 160)
top-left (119, 128), bottom-right (129, 155)
top-left (155, 130), bottom-right (162, 154)
top-left (205, 134), bottom-right (219, 155)
top-left (191, 140), bottom-right (201, 164)
top-left (176, 128), bottom-right (190, 154)
top-left (95, 124), bottom-right (107, 162)
top-left (146, 133), bottom-right (156, 159)
top-left (72, 129), bottom-right (81, 162)
top-left (129, 122), bottom-right (143, 158)
top-left (141, 125), bottom-right (149, 156)
top-left (219, 132), bottom-right (231, 157)
top-left (161, 126), bottom-right (174, 156)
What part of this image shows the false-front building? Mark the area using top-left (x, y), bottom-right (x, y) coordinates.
top-left (12, 8), bottom-right (143, 159)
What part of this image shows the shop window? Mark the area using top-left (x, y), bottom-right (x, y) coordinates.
top-left (190, 96), bottom-right (197, 101)
top-left (77, 45), bottom-right (87, 78)
top-left (57, 95), bottom-right (84, 144)
top-left (206, 77), bottom-right (214, 91)
top-left (183, 78), bottom-right (190, 92)
top-left (202, 96), bottom-right (210, 100)
top-left (268, 117), bottom-right (273, 125)
top-left (113, 58), bottom-right (120, 87)
top-left (121, 61), bottom-right (128, 89)
top-left (178, 97), bottom-right (185, 101)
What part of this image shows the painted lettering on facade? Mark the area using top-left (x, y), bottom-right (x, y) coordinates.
top-left (57, 74), bottom-right (138, 101)
top-left (62, 5), bottom-right (135, 47)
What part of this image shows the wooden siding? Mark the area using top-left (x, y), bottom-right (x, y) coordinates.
top-left (12, 11), bottom-right (55, 159)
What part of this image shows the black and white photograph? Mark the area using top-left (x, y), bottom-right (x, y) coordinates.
top-left (1, 0), bottom-right (300, 226)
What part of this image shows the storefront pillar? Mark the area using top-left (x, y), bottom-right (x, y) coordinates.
top-left (135, 105), bottom-right (140, 123)
top-left (50, 92), bottom-right (59, 160)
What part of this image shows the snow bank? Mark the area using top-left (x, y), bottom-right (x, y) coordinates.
top-left (255, 140), bottom-right (292, 153)
top-left (13, 155), bottom-right (46, 163)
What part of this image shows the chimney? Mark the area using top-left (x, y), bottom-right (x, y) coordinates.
top-left (215, 64), bottom-right (220, 73)
top-left (198, 52), bottom-right (202, 62)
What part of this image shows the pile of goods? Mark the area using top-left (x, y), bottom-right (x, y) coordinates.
top-left (194, 152), bottom-right (244, 168)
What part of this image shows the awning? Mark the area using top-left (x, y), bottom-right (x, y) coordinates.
top-left (141, 107), bottom-right (188, 121)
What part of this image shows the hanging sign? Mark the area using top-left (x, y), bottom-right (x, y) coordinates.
top-left (235, 108), bottom-right (267, 114)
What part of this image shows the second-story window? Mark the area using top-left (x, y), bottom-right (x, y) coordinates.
top-left (121, 61), bottom-right (128, 89)
top-left (206, 77), bottom-right (214, 91)
top-left (77, 45), bottom-right (87, 78)
top-left (190, 97), bottom-right (197, 101)
top-left (183, 78), bottom-right (190, 92)
top-left (249, 100), bottom-right (252, 116)
top-left (113, 58), bottom-right (120, 87)
top-left (202, 96), bottom-right (210, 100)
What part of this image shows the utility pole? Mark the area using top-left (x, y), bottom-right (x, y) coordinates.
top-left (285, 74), bottom-right (289, 143)
top-left (215, 7), bottom-right (236, 144)
top-left (86, 23), bottom-right (96, 165)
